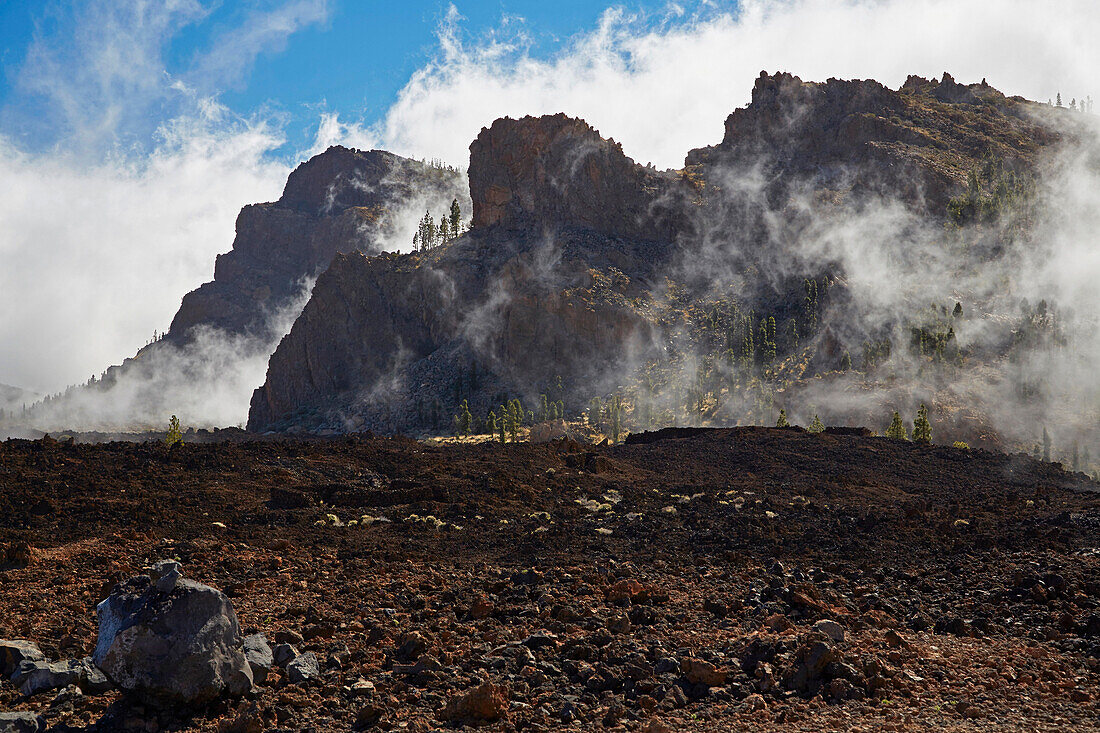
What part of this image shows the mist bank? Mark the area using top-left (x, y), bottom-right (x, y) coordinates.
top-left (4, 148), bottom-right (469, 435)
top-left (245, 73), bottom-right (1100, 467)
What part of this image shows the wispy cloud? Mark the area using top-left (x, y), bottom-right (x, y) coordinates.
top-left (376, 0), bottom-right (1100, 169)
top-left (0, 0), bottom-right (330, 392)
top-left (189, 0), bottom-right (330, 93)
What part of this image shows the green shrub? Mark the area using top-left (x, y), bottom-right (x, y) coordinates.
top-left (165, 415), bottom-right (183, 447)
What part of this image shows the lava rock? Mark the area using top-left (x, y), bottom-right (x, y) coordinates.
top-left (286, 652), bottom-right (319, 684)
top-left (93, 564), bottom-right (253, 706)
top-left (78, 657), bottom-right (114, 695)
top-left (522, 633), bottom-right (559, 650)
top-left (681, 658), bottom-right (727, 686)
top-left (11, 659), bottom-right (83, 697)
top-left (49, 684), bottom-right (83, 710)
top-left (440, 681), bottom-right (509, 722)
top-left (0, 641), bottom-right (45, 678)
top-left (0, 712), bottom-right (42, 733)
top-left (150, 560), bottom-right (182, 594)
top-left (243, 634), bottom-right (274, 685)
top-left (812, 619), bottom-right (845, 643)
top-left (273, 643), bottom-right (298, 667)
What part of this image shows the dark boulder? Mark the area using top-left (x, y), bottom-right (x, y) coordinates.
top-left (93, 563), bottom-right (253, 706)
top-left (243, 633), bottom-right (274, 685)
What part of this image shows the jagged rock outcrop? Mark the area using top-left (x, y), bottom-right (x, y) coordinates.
top-left (470, 113), bottom-right (688, 240)
top-left (247, 231), bottom-right (663, 433)
top-left (249, 74), bottom-right (1070, 437)
top-left (170, 147), bottom-right (468, 342)
top-left (686, 71), bottom-right (1060, 213)
top-left (249, 113), bottom-right (683, 434)
top-left (14, 147), bottom-right (467, 432)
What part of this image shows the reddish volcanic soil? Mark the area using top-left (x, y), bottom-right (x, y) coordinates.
top-left (3, 427), bottom-right (1100, 731)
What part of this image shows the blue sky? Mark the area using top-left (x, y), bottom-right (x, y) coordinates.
top-left (0, 0), bottom-right (685, 159)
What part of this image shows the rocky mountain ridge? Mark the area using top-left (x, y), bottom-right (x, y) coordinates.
top-left (247, 71), bottom-right (1075, 442)
top-left (8, 148), bottom-right (468, 433)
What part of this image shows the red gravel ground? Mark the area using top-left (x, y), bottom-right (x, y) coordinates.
top-left (2, 426), bottom-right (1100, 731)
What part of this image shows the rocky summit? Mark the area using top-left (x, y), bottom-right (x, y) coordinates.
top-left (246, 72), bottom-right (1077, 445)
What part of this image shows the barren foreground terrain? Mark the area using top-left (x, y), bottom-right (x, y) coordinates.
top-left (3, 427), bottom-right (1100, 731)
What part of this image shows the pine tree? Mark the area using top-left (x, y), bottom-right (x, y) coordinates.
top-left (953, 302), bottom-right (963, 318)
top-left (607, 394), bottom-right (624, 443)
top-left (776, 409), bottom-right (790, 428)
top-left (1043, 427), bottom-right (1051, 461)
top-left (840, 351), bottom-right (851, 371)
top-left (808, 415), bottom-right (825, 434)
top-left (588, 398), bottom-right (602, 428)
top-left (449, 198), bottom-right (461, 235)
top-left (165, 415), bottom-right (183, 447)
top-left (762, 316), bottom-right (777, 363)
top-left (486, 410), bottom-right (497, 436)
top-left (539, 394), bottom-right (549, 421)
top-left (912, 404), bottom-right (932, 444)
top-left (885, 411), bottom-right (909, 440)
top-left (1057, 92), bottom-right (1063, 107)
top-left (440, 217), bottom-right (450, 242)
top-left (453, 400), bottom-right (472, 436)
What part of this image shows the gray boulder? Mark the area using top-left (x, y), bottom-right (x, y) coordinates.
top-left (272, 643), bottom-right (298, 667)
top-left (0, 712), bottom-right (42, 733)
top-left (9, 656), bottom-right (112, 697)
top-left (243, 633), bottom-right (273, 685)
top-left (286, 652), bottom-right (319, 684)
top-left (77, 657), bottom-right (114, 694)
top-left (0, 640), bottom-right (45, 678)
top-left (11, 659), bottom-right (82, 697)
top-left (150, 560), bottom-right (182, 594)
top-left (812, 619), bottom-right (845, 643)
top-left (93, 565), bottom-right (253, 706)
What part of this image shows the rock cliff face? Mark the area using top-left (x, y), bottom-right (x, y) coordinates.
top-left (171, 147), bottom-right (469, 342)
top-left (687, 71), bottom-right (1060, 213)
top-left (249, 113), bottom-right (689, 433)
top-left (469, 113), bottom-right (688, 240)
top-left (13, 147), bottom-right (468, 431)
top-left (247, 73), bottom-right (1071, 437)
top-left (247, 228), bottom-right (666, 433)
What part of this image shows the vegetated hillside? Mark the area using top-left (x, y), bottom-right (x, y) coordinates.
top-left (8, 149), bottom-right (468, 432)
top-left (1, 428), bottom-right (1099, 730)
top-left (248, 71), bottom-right (1094, 457)
top-left (0, 383), bottom-right (38, 419)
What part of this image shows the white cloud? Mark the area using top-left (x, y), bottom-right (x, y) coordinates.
top-left (189, 0), bottom-right (330, 92)
top-left (377, 0), bottom-right (1100, 169)
top-left (0, 0), bottom-right (332, 393)
top-left (0, 111), bottom-right (290, 393)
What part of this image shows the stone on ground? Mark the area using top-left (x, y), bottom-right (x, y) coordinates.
top-left (0, 712), bottom-right (42, 733)
top-left (0, 640), bottom-right (44, 678)
top-left (93, 562), bottom-right (253, 706)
